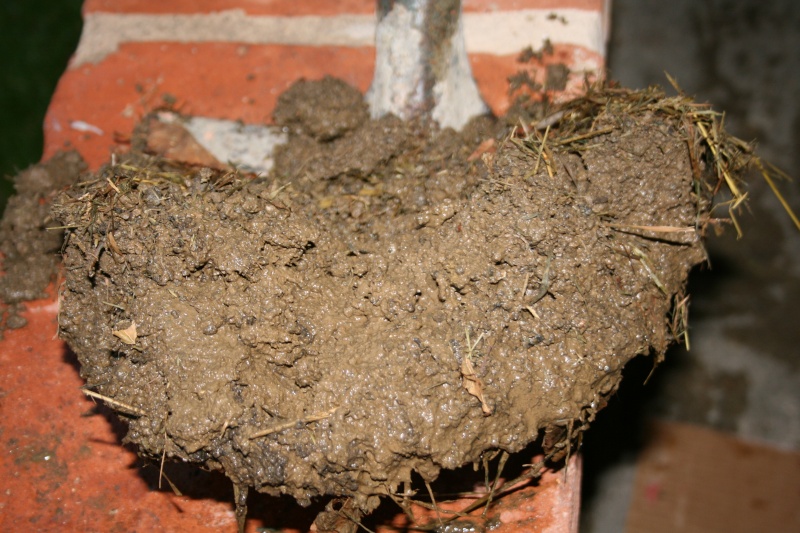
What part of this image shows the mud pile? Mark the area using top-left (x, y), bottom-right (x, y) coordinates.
top-left (53, 80), bottom-right (711, 513)
top-left (0, 151), bottom-right (85, 334)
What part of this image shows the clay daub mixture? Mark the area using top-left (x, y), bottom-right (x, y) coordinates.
top-left (47, 78), bottom-right (747, 526)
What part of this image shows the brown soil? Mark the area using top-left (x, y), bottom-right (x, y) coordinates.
top-left (52, 79), bottom-right (713, 522)
top-left (0, 151), bottom-right (85, 334)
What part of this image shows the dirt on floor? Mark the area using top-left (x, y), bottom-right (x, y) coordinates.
top-left (38, 78), bottom-right (725, 524)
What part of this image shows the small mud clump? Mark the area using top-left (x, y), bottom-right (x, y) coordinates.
top-left (54, 79), bottom-right (725, 518)
top-left (0, 151), bottom-right (85, 334)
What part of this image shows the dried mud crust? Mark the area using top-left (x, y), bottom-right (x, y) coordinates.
top-left (54, 80), bottom-right (710, 510)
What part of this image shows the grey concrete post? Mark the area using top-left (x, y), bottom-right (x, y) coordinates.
top-left (366, 0), bottom-right (489, 129)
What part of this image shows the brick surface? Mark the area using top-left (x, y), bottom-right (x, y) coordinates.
top-left (44, 0), bottom-right (608, 168)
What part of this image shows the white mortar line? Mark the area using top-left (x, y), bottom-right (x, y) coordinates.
top-left (463, 9), bottom-right (607, 57)
top-left (72, 8), bottom-right (606, 66)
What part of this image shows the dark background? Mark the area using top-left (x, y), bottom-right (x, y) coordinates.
top-left (0, 0), bottom-right (83, 211)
